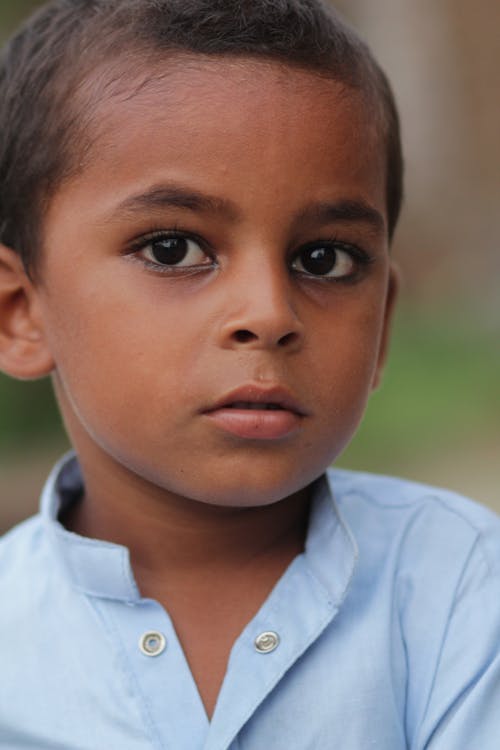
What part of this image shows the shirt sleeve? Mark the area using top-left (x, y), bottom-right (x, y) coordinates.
top-left (414, 533), bottom-right (500, 749)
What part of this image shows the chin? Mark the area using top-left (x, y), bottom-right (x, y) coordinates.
top-left (170, 464), bottom-right (321, 509)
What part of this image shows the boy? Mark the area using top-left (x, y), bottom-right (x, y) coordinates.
top-left (0, 0), bottom-right (499, 747)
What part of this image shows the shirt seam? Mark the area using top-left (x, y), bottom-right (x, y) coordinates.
top-left (413, 532), bottom-right (482, 748)
top-left (344, 486), bottom-right (494, 543)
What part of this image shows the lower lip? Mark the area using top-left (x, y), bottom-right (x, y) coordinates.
top-left (204, 408), bottom-right (302, 440)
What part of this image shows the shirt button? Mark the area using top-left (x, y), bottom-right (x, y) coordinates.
top-left (139, 631), bottom-right (166, 657)
top-left (254, 631), bottom-right (280, 654)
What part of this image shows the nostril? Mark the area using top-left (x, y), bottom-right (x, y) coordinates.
top-left (278, 332), bottom-right (298, 347)
top-left (233, 329), bottom-right (258, 343)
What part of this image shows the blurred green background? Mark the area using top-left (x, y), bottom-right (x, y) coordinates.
top-left (1, 0), bottom-right (499, 531)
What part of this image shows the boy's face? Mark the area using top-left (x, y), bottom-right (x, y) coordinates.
top-left (31, 58), bottom-right (397, 507)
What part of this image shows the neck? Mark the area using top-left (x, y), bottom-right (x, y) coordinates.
top-left (62, 451), bottom-right (312, 586)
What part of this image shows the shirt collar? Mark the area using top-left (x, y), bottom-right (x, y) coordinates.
top-left (41, 453), bottom-right (357, 605)
top-left (304, 472), bottom-right (358, 608)
top-left (41, 453), bottom-right (140, 602)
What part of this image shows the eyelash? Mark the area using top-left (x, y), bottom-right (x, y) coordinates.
top-left (127, 228), bottom-right (373, 280)
top-left (127, 228), bottom-right (212, 268)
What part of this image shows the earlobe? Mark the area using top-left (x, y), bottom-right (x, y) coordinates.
top-left (0, 244), bottom-right (54, 380)
top-left (371, 264), bottom-right (399, 391)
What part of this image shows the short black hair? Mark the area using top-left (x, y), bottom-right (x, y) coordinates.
top-left (0, 0), bottom-right (403, 275)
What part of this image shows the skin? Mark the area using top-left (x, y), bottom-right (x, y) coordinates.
top-left (0, 57), bottom-right (397, 716)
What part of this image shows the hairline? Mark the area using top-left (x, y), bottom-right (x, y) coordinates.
top-left (0, 1), bottom-right (402, 278)
top-left (32, 49), bottom-right (388, 278)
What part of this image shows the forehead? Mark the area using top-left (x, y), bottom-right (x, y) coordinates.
top-left (50, 57), bottom-right (387, 232)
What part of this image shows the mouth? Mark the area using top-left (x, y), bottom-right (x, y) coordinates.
top-left (205, 384), bottom-right (307, 415)
top-left (202, 385), bottom-right (307, 440)
top-left (225, 402), bottom-right (287, 411)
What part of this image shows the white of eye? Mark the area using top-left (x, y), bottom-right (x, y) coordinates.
top-left (292, 246), bottom-right (355, 278)
top-left (141, 236), bottom-right (209, 267)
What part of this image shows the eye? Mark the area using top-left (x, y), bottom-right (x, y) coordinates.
top-left (139, 234), bottom-right (211, 269)
top-left (291, 241), bottom-right (357, 279)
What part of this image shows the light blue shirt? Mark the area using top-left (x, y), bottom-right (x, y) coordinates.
top-left (1, 453), bottom-right (500, 749)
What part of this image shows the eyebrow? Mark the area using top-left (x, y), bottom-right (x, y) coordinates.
top-left (295, 200), bottom-right (386, 235)
top-left (109, 183), bottom-right (385, 234)
top-left (111, 184), bottom-right (241, 222)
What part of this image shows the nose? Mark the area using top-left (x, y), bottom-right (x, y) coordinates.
top-left (218, 265), bottom-right (304, 352)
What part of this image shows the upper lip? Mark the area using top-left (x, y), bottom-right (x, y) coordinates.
top-left (204, 384), bottom-right (309, 416)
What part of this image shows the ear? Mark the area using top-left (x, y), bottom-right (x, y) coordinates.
top-left (372, 263), bottom-right (399, 391)
top-left (0, 244), bottom-right (54, 380)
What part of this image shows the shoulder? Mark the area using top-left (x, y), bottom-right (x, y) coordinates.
top-left (329, 466), bottom-right (499, 522)
top-left (0, 515), bottom-right (51, 606)
top-left (326, 469), bottom-right (500, 689)
top-left (326, 469), bottom-right (500, 741)
top-left (327, 467), bottom-right (500, 579)
top-left (0, 514), bottom-right (45, 561)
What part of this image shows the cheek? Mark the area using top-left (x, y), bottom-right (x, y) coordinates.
top-left (41, 284), bottom-right (196, 429)
top-left (315, 293), bottom-right (386, 378)
top-left (309, 295), bottom-right (387, 428)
